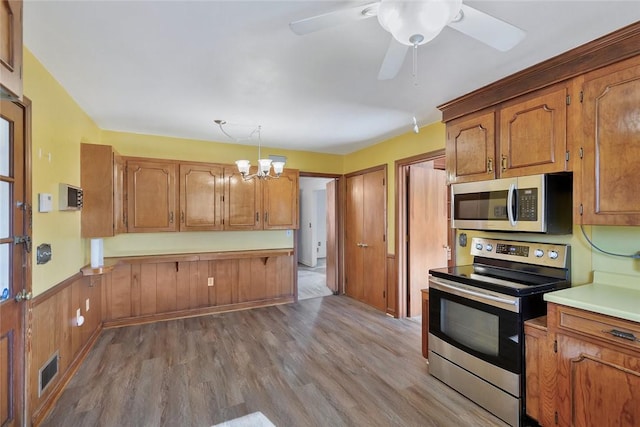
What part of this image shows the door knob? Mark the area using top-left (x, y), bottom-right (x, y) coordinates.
top-left (15, 289), bottom-right (32, 302)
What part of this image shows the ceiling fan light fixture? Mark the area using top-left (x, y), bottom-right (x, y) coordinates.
top-left (377, 0), bottom-right (463, 46)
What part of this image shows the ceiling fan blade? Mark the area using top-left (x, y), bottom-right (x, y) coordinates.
top-left (378, 37), bottom-right (409, 80)
top-left (289, 2), bottom-right (379, 36)
top-left (447, 4), bottom-right (526, 52)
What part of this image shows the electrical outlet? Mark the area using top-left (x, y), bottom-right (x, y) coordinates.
top-left (85, 298), bottom-right (90, 312)
top-left (207, 277), bottom-right (214, 287)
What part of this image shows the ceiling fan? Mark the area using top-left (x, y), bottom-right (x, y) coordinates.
top-left (289, 0), bottom-right (526, 80)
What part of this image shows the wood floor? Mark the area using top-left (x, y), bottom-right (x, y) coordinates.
top-left (298, 260), bottom-right (333, 300)
top-left (41, 295), bottom-right (507, 427)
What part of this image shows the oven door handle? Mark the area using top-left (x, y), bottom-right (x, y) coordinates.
top-left (430, 279), bottom-right (518, 307)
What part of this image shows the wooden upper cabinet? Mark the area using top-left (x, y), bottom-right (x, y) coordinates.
top-left (81, 143), bottom-right (125, 238)
top-left (179, 163), bottom-right (223, 231)
top-left (263, 169), bottom-right (299, 229)
top-left (127, 159), bottom-right (178, 232)
top-left (580, 56), bottom-right (640, 225)
top-left (499, 85), bottom-right (568, 178)
top-left (223, 166), bottom-right (262, 230)
top-left (445, 111), bottom-right (496, 183)
top-left (0, 0), bottom-right (23, 99)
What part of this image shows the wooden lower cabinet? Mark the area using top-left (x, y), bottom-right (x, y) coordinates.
top-left (546, 303), bottom-right (640, 427)
top-left (103, 251), bottom-right (295, 324)
top-left (524, 316), bottom-right (557, 426)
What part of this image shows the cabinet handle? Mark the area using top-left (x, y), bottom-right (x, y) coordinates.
top-left (256, 212), bottom-right (259, 223)
top-left (264, 212), bottom-right (268, 224)
top-left (487, 158), bottom-right (493, 173)
top-left (169, 212), bottom-right (174, 224)
top-left (181, 211), bottom-right (185, 223)
top-left (604, 329), bottom-right (639, 342)
top-left (501, 156), bottom-right (508, 172)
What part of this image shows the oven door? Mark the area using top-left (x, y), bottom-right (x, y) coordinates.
top-left (428, 276), bottom-right (522, 374)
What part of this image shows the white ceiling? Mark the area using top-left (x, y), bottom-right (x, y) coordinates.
top-left (23, 1), bottom-right (640, 155)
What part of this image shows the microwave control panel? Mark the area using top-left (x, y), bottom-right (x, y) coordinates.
top-left (517, 188), bottom-right (538, 221)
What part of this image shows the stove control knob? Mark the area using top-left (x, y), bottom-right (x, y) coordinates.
top-left (475, 243), bottom-right (483, 251)
top-left (486, 244), bottom-right (493, 252)
top-left (534, 249), bottom-right (544, 258)
top-left (548, 250), bottom-right (559, 260)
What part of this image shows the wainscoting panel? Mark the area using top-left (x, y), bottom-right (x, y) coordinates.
top-left (30, 274), bottom-right (103, 426)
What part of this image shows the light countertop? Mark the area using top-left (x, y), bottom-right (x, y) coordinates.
top-left (544, 271), bottom-right (640, 323)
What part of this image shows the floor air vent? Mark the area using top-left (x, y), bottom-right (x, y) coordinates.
top-left (39, 351), bottom-right (59, 397)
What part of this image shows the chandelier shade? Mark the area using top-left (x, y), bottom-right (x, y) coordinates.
top-left (377, 0), bottom-right (463, 46)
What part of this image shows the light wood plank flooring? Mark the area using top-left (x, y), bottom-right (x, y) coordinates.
top-left (41, 296), bottom-right (507, 427)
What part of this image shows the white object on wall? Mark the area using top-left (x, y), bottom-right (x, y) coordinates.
top-left (38, 193), bottom-right (53, 212)
top-left (90, 238), bottom-right (104, 268)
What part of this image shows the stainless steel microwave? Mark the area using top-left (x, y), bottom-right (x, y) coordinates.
top-left (451, 173), bottom-right (572, 234)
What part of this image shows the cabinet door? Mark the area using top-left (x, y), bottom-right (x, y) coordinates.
top-left (263, 169), bottom-right (299, 229)
top-left (223, 167), bottom-right (262, 230)
top-left (113, 154), bottom-right (126, 234)
top-left (127, 160), bottom-right (177, 232)
top-left (557, 334), bottom-right (640, 427)
top-left (499, 85), bottom-right (568, 178)
top-left (81, 143), bottom-right (116, 237)
top-left (580, 57), bottom-right (640, 225)
top-left (0, 0), bottom-right (22, 99)
top-left (179, 163), bottom-right (223, 231)
top-left (446, 111), bottom-right (496, 183)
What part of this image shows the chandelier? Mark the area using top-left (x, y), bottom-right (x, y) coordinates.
top-left (214, 120), bottom-right (285, 180)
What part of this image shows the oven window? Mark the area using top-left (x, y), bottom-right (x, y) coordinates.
top-left (441, 299), bottom-right (499, 356)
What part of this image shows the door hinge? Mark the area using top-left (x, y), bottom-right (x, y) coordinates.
top-left (383, 290), bottom-right (386, 298)
top-left (565, 151), bottom-right (570, 162)
top-left (383, 234), bottom-right (386, 242)
top-left (554, 339), bottom-right (558, 353)
top-left (580, 90), bottom-right (584, 103)
top-left (555, 411), bottom-right (559, 424)
top-left (566, 94), bottom-right (571, 105)
top-left (14, 235), bottom-right (32, 253)
top-left (579, 204), bottom-right (583, 215)
top-left (382, 178), bottom-right (385, 186)
top-left (579, 147), bottom-right (584, 159)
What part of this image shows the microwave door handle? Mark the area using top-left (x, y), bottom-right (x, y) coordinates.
top-left (507, 183), bottom-right (517, 227)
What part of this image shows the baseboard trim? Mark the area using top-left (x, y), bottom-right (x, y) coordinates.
top-left (103, 296), bottom-right (295, 329)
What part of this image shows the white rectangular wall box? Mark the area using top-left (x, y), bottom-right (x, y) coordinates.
top-left (39, 193), bottom-right (53, 212)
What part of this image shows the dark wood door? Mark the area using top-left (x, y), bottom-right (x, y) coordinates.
top-left (0, 99), bottom-right (27, 427)
top-left (345, 169), bottom-right (386, 311)
top-left (580, 56), bottom-right (640, 225)
top-left (179, 163), bottom-right (223, 231)
top-left (345, 175), bottom-right (364, 301)
top-left (407, 163), bottom-right (447, 317)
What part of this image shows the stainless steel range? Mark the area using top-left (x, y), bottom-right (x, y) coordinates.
top-left (428, 237), bottom-right (570, 427)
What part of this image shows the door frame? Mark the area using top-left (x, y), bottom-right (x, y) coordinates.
top-left (297, 172), bottom-right (344, 297)
top-left (1, 96), bottom-right (32, 425)
top-left (394, 149), bottom-right (452, 318)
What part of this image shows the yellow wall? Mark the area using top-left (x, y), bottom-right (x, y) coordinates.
top-left (24, 49), bottom-right (102, 296)
top-left (342, 122), bottom-right (446, 252)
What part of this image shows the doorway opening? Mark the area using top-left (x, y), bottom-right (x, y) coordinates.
top-left (297, 176), bottom-right (339, 300)
top-left (395, 150), bottom-right (453, 318)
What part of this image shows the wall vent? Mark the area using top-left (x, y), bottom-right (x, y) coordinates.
top-left (39, 351), bottom-right (59, 397)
